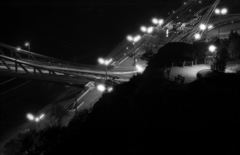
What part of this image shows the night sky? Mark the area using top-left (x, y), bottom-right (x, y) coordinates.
top-left (0, 0), bottom-right (240, 145)
top-left (0, 0), bottom-right (185, 64)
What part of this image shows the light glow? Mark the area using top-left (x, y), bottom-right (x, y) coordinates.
top-left (221, 8), bottom-right (227, 15)
top-left (98, 58), bottom-right (105, 64)
top-left (199, 24), bottom-right (206, 30)
top-left (39, 114), bottom-right (45, 119)
top-left (127, 35), bottom-right (141, 43)
top-left (194, 33), bottom-right (201, 40)
top-left (208, 25), bottom-right (213, 29)
top-left (209, 45), bottom-right (217, 52)
top-left (152, 18), bottom-right (158, 24)
top-left (97, 84), bottom-right (106, 92)
top-left (215, 9), bottom-right (220, 14)
top-left (147, 27), bottom-right (153, 34)
top-left (159, 19), bottom-right (164, 25)
top-left (98, 58), bottom-right (112, 65)
top-left (215, 8), bottom-right (227, 15)
top-left (133, 35), bottom-right (141, 42)
top-left (35, 117), bottom-right (39, 122)
top-left (127, 35), bottom-right (133, 41)
top-left (140, 26), bottom-right (147, 32)
top-left (27, 113), bottom-right (34, 121)
top-left (107, 87), bottom-right (113, 92)
top-left (16, 47), bottom-right (21, 51)
top-left (136, 64), bottom-right (144, 73)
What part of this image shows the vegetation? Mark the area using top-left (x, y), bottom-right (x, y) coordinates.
top-left (4, 41), bottom-right (240, 154)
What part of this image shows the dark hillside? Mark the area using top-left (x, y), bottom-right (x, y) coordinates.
top-left (11, 43), bottom-right (240, 154)
top-left (46, 70), bottom-right (240, 154)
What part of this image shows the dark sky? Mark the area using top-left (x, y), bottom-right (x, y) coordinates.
top-left (1, 0), bottom-right (238, 64)
top-left (0, 0), bottom-right (185, 65)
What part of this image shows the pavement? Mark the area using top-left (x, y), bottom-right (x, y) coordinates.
top-left (164, 61), bottom-right (240, 84)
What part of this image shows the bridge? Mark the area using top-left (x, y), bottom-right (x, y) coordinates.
top-left (1, 0), bottom-right (240, 147)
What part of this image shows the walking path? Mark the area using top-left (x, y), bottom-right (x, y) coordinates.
top-left (164, 61), bottom-right (240, 84)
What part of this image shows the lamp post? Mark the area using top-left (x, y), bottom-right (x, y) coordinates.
top-left (209, 45), bottom-right (217, 63)
top-left (25, 42), bottom-right (30, 60)
top-left (26, 113), bottom-right (45, 131)
top-left (126, 35), bottom-right (141, 67)
top-left (98, 58), bottom-right (112, 82)
top-left (152, 18), bottom-right (164, 26)
top-left (97, 83), bottom-right (113, 93)
top-left (140, 26), bottom-right (154, 50)
top-left (215, 8), bottom-right (227, 37)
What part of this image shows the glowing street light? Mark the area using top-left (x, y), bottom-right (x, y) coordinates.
top-left (209, 45), bottom-right (217, 64)
top-left (127, 35), bottom-right (141, 66)
top-left (208, 25), bottom-right (213, 30)
top-left (27, 113), bottom-right (34, 121)
top-left (39, 114), bottom-right (45, 119)
top-left (25, 42), bottom-right (30, 60)
top-left (140, 26), bottom-right (147, 32)
top-left (199, 24), bottom-right (206, 31)
top-left (215, 8), bottom-right (228, 36)
top-left (140, 26), bottom-right (154, 34)
top-left (194, 33), bottom-right (201, 40)
top-left (136, 64), bottom-right (144, 73)
top-left (16, 47), bottom-right (21, 51)
top-left (209, 45), bottom-right (217, 53)
top-left (97, 84), bottom-right (106, 92)
top-left (98, 58), bottom-right (112, 82)
top-left (107, 86), bottom-right (113, 92)
top-left (152, 18), bottom-right (164, 26)
top-left (147, 27), bottom-right (153, 34)
top-left (26, 113), bottom-right (45, 130)
top-left (97, 84), bottom-right (113, 93)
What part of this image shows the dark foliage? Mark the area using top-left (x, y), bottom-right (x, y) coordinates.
top-left (12, 43), bottom-right (240, 154)
top-left (140, 49), bottom-right (155, 61)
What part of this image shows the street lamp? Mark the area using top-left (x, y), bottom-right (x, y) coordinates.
top-left (209, 45), bottom-right (217, 63)
top-left (140, 26), bottom-right (154, 50)
top-left (126, 35), bottom-right (141, 67)
top-left (152, 18), bottom-right (164, 26)
top-left (208, 25), bottom-right (213, 30)
top-left (16, 47), bottom-right (21, 51)
top-left (194, 33), bottom-right (201, 40)
top-left (140, 26), bottom-right (154, 34)
top-left (97, 84), bottom-right (113, 93)
top-left (209, 45), bottom-right (217, 53)
top-left (215, 8), bottom-right (228, 36)
top-left (26, 113), bottom-right (45, 130)
top-left (98, 58), bottom-right (112, 82)
top-left (136, 64), bottom-right (144, 73)
top-left (199, 24), bottom-right (207, 31)
top-left (97, 84), bottom-right (106, 92)
top-left (25, 42), bottom-right (30, 60)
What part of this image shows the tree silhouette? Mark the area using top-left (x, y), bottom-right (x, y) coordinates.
top-left (3, 139), bottom-right (21, 155)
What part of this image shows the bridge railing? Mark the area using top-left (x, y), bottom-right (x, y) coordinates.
top-left (0, 54), bottom-right (91, 85)
top-left (0, 43), bottom-right (94, 68)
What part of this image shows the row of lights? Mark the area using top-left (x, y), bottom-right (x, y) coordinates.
top-left (97, 17), bottom-right (158, 92)
top-left (126, 18), bottom-right (164, 67)
top-left (194, 8), bottom-right (228, 40)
